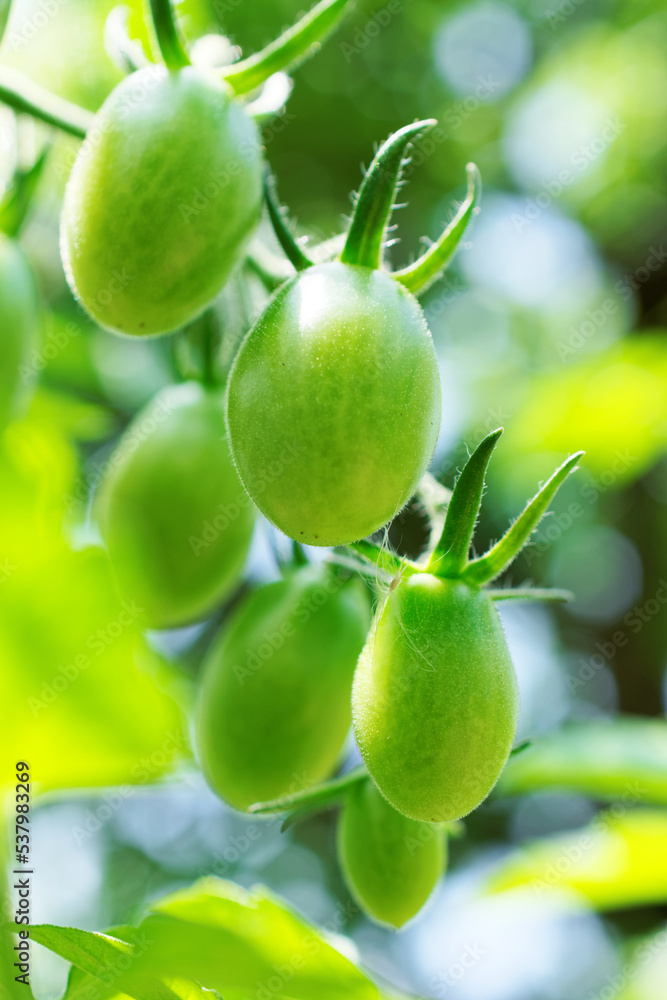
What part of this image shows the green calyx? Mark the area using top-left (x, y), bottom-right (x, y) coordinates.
top-left (341, 433), bottom-right (584, 605)
top-left (265, 118), bottom-right (480, 292)
top-left (427, 429), bottom-right (584, 594)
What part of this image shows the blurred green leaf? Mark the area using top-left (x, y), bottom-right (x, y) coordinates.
top-left (0, 408), bottom-right (187, 795)
top-left (498, 717), bottom-right (667, 804)
top-left (617, 925), bottom-right (667, 1000)
top-left (485, 809), bottom-right (667, 910)
top-left (499, 334), bottom-right (667, 488)
top-left (26, 878), bottom-right (399, 1000)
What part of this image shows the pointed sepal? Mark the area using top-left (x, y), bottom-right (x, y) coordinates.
top-left (264, 169), bottom-right (313, 272)
top-left (221, 0), bottom-right (352, 96)
top-left (0, 145), bottom-right (49, 238)
top-left (340, 119), bottom-right (436, 270)
top-left (393, 162), bottom-right (481, 296)
top-left (487, 587), bottom-right (574, 603)
top-left (462, 451), bottom-right (585, 587)
top-left (429, 428), bottom-right (503, 578)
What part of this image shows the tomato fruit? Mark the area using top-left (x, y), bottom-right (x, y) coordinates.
top-left (226, 261), bottom-right (441, 546)
top-left (96, 381), bottom-right (255, 629)
top-left (337, 777), bottom-right (446, 927)
top-left (353, 573), bottom-right (519, 822)
top-left (0, 234), bottom-right (40, 431)
top-left (195, 564), bottom-right (370, 811)
top-left (61, 65), bottom-right (262, 337)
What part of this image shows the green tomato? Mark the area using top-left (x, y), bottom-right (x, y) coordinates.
top-left (0, 234), bottom-right (40, 431)
top-left (337, 778), bottom-right (446, 928)
top-left (353, 573), bottom-right (519, 822)
top-left (97, 381), bottom-right (255, 629)
top-left (61, 65), bottom-right (262, 337)
top-left (195, 564), bottom-right (371, 811)
top-left (226, 261), bottom-right (441, 546)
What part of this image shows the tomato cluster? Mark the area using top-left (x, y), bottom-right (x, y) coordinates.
top-left (0, 0), bottom-right (584, 932)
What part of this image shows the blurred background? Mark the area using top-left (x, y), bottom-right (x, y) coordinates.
top-left (1, 0), bottom-right (667, 998)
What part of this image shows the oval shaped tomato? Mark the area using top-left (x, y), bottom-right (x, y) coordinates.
top-left (353, 573), bottom-right (519, 822)
top-left (195, 564), bottom-right (370, 811)
top-left (337, 778), bottom-right (446, 928)
top-left (61, 65), bottom-right (263, 337)
top-left (0, 234), bottom-right (40, 430)
top-left (226, 261), bottom-right (441, 546)
top-left (96, 381), bottom-right (255, 629)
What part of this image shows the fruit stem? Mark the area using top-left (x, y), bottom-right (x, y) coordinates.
top-left (249, 766), bottom-right (368, 828)
top-left (221, 0), bottom-right (352, 96)
top-left (264, 170), bottom-right (313, 272)
top-left (487, 587), bottom-right (574, 603)
top-left (340, 119), bottom-right (436, 271)
top-left (148, 0), bottom-right (189, 70)
top-left (462, 451), bottom-right (585, 586)
top-left (0, 0), bottom-right (11, 45)
top-left (393, 163), bottom-right (481, 295)
top-left (429, 428), bottom-right (503, 578)
top-left (0, 67), bottom-right (93, 138)
top-left (0, 145), bottom-right (49, 238)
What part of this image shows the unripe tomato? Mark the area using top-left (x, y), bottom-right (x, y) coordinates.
top-left (96, 381), bottom-right (255, 629)
top-left (61, 65), bottom-right (262, 337)
top-left (353, 573), bottom-right (519, 822)
top-left (226, 262), bottom-right (441, 546)
top-left (0, 234), bottom-right (40, 431)
top-left (195, 564), bottom-right (371, 811)
top-left (337, 778), bottom-right (446, 928)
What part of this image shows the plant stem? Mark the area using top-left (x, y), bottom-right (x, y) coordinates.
top-left (393, 163), bottom-right (481, 295)
top-left (0, 67), bottom-right (93, 138)
top-left (148, 0), bottom-right (189, 70)
top-left (249, 765), bottom-right (367, 817)
top-left (221, 0), bottom-right (352, 96)
top-left (264, 170), bottom-right (313, 271)
top-left (487, 588), bottom-right (574, 603)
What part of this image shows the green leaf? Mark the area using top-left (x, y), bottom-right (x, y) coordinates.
top-left (485, 809), bottom-right (667, 910)
top-left (340, 120), bottom-right (436, 270)
top-left (393, 162), bottom-right (481, 296)
top-left (0, 409), bottom-right (186, 796)
top-left (497, 718), bottom-right (667, 804)
top-left (0, 146), bottom-right (49, 238)
top-left (221, 0), bottom-right (352, 96)
top-left (428, 428), bottom-right (502, 577)
top-left (462, 451), bottom-right (584, 586)
top-left (38, 879), bottom-right (397, 1000)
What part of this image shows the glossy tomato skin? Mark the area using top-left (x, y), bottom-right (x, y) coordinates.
top-left (196, 565), bottom-right (371, 811)
top-left (97, 381), bottom-right (255, 629)
top-left (337, 778), bottom-right (446, 928)
top-left (61, 65), bottom-right (262, 337)
top-left (0, 235), bottom-right (40, 430)
top-left (353, 574), bottom-right (519, 822)
top-left (226, 262), bottom-right (441, 546)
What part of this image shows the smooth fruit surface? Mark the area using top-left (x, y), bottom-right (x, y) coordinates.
top-left (196, 565), bottom-right (371, 811)
top-left (337, 778), bottom-right (446, 928)
top-left (61, 65), bottom-right (262, 336)
top-left (353, 573), bottom-right (519, 822)
top-left (226, 261), bottom-right (441, 546)
top-left (0, 234), bottom-right (40, 430)
top-left (97, 381), bottom-right (255, 629)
